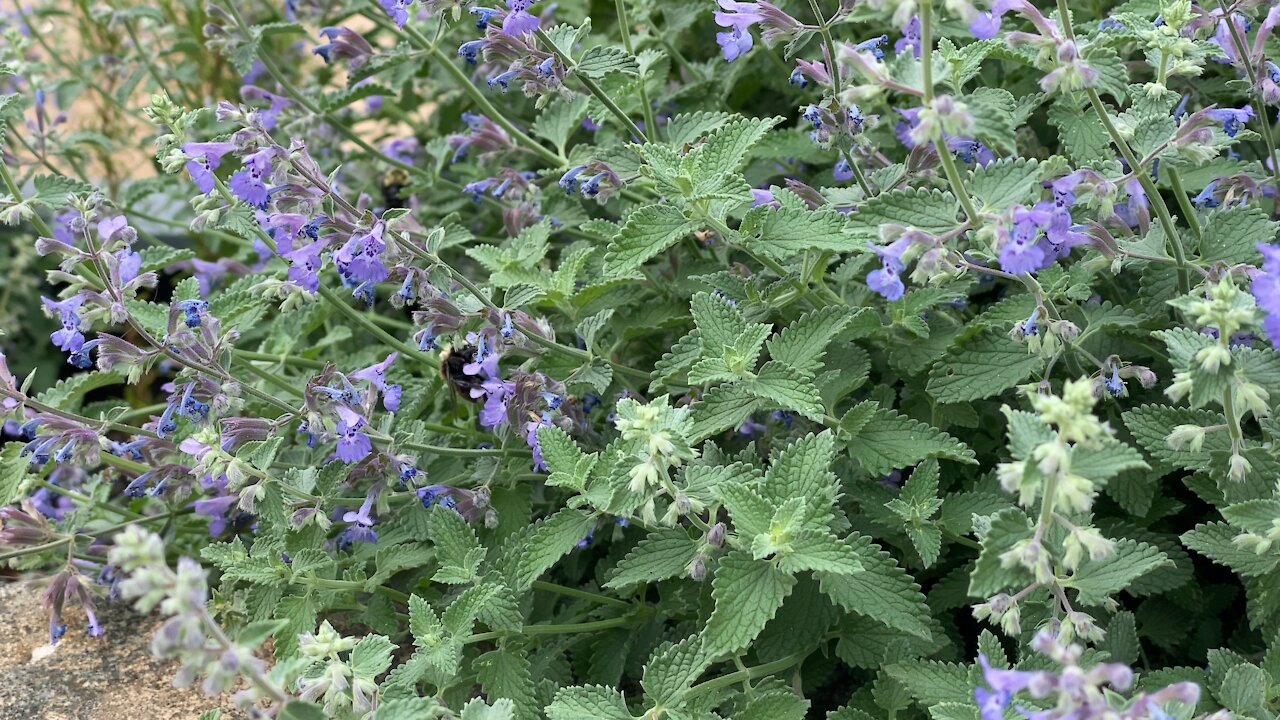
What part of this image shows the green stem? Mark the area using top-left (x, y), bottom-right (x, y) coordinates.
top-left (1215, 0), bottom-right (1280, 190)
top-left (231, 349), bottom-right (326, 370)
top-left (1083, 88), bottom-right (1191, 294)
top-left (464, 615), bottom-right (638, 644)
top-left (36, 480), bottom-right (147, 520)
top-left (685, 652), bottom-right (809, 700)
top-left (805, 0), bottom-right (843, 93)
top-left (920, 0), bottom-right (981, 225)
top-left (317, 284), bottom-right (426, 361)
top-left (532, 579), bottom-right (631, 609)
top-left (534, 28), bottom-right (648, 142)
top-left (1166, 167), bottom-right (1203, 243)
top-left (614, 0), bottom-right (659, 139)
top-left (0, 156), bottom-right (54, 237)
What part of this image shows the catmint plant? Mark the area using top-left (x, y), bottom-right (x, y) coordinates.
top-left (3, 0), bottom-right (1280, 717)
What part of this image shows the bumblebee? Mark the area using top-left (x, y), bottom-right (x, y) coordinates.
top-left (439, 344), bottom-right (485, 401)
top-left (381, 168), bottom-right (411, 209)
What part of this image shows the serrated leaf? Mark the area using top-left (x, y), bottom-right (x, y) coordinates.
top-left (605, 527), bottom-right (701, 588)
top-left (545, 685), bottom-right (633, 720)
top-left (926, 329), bottom-right (1043, 403)
top-left (843, 402), bottom-right (976, 475)
top-left (577, 46), bottom-right (639, 77)
top-left (703, 551), bottom-right (796, 656)
top-left (513, 508), bottom-right (596, 591)
top-left (738, 205), bottom-right (856, 260)
top-left (817, 534), bottom-right (932, 639)
top-left (642, 637), bottom-right (712, 708)
top-left (604, 204), bottom-right (694, 276)
top-left (1066, 539), bottom-right (1171, 604)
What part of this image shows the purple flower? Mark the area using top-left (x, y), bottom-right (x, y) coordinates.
top-left (334, 221), bottom-right (388, 284)
top-left (999, 206), bottom-right (1053, 275)
top-left (486, 69), bottom-right (520, 92)
top-left (229, 148), bottom-right (275, 210)
top-left (1253, 244), bottom-right (1280, 344)
top-left (458, 39), bottom-right (486, 65)
top-left (855, 34), bottom-right (889, 61)
top-left (895, 16), bottom-right (921, 57)
top-left (1105, 365), bottom-right (1124, 396)
top-left (181, 141), bottom-right (235, 195)
top-left (193, 494), bottom-right (239, 536)
top-left (750, 188), bottom-right (778, 208)
top-left (969, 0), bottom-right (1021, 38)
top-left (42, 294), bottom-right (85, 354)
top-left (1193, 180), bottom-right (1220, 208)
top-left (867, 262), bottom-right (905, 301)
top-left (833, 157), bottom-right (854, 181)
top-left (502, 0), bottom-right (540, 35)
top-left (714, 0), bottom-right (760, 62)
top-left (525, 416), bottom-right (552, 471)
top-left (334, 406), bottom-right (372, 463)
top-left (342, 492), bottom-right (376, 527)
top-left (975, 655), bottom-right (1041, 720)
top-left (285, 237), bottom-right (329, 293)
top-left (1207, 105), bottom-right (1253, 137)
top-left (351, 352), bottom-right (401, 412)
top-left (379, 0), bottom-right (411, 28)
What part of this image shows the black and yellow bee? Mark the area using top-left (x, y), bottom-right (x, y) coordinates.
top-left (438, 343), bottom-right (484, 401)
top-left (381, 168), bottom-right (411, 209)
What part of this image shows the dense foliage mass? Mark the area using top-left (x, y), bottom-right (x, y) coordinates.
top-left (3, 0), bottom-right (1280, 717)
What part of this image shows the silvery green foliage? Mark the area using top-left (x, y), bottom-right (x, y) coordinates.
top-left (3, 0), bottom-right (1280, 717)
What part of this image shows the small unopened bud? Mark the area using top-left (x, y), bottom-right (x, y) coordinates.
top-left (688, 555), bottom-right (706, 581)
top-left (707, 522), bottom-right (725, 547)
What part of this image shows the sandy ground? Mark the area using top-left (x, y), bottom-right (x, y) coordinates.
top-left (0, 580), bottom-right (242, 720)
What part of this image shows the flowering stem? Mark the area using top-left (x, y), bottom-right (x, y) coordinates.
top-left (316, 285), bottom-right (428, 362)
top-left (463, 614), bottom-right (640, 644)
top-left (0, 509), bottom-right (192, 563)
top-left (363, 5), bottom-right (566, 167)
top-left (919, 0), bottom-right (982, 226)
top-left (35, 480), bottom-right (148, 520)
top-left (231, 349), bottom-right (326, 370)
top-left (1165, 167), bottom-right (1203, 243)
top-left (840, 148), bottom-right (875, 198)
top-left (805, 0), bottom-right (844, 93)
top-left (614, 0), bottom-right (659, 140)
top-left (534, 28), bottom-right (649, 143)
top-left (1215, 0), bottom-right (1280, 190)
top-left (0, 155), bottom-right (55, 238)
top-left (198, 607), bottom-right (292, 705)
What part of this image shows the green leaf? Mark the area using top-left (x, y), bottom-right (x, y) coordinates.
top-left (689, 382), bottom-right (762, 442)
top-left (349, 634), bottom-right (396, 678)
top-left (703, 551), bottom-right (797, 656)
top-left (766, 306), bottom-right (864, 374)
top-left (1066, 539), bottom-right (1171, 604)
top-left (737, 690), bottom-right (810, 720)
top-left (546, 685), bottom-right (634, 720)
top-left (1218, 664), bottom-right (1267, 714)
top-left (847, 188), bottom-right (959, 240)
top-left (604, 527), bottom-right (700, 588)
top-left (745, 362), bottom-right (825, 420)
top-left (577, 46), bottom-right (639, 77)
top-left (690, 291), bottom-right (750, 350)
top-left (1198, 207), bottom-right (1276, 265)
top-left (738, 205), bottom-right (856, 260)
top-left (926, 329), bottom-right (1043, 403)
top-left (843, 402), bottom-right (976, 475)
top-left (968, 158), bottom-right (1041, 211)
top-left (461, 698), bottom-right (516, 720)
top-left (604, 204), bottom-right (694, 276)
top-left (693, 116), bottom-right (781, 178)
top-left (1182, 522), bottom-right (1280, 577)
top-left (32, 370), bottom-right (125, 413)
top-left (883, 662), bottom-right (975, 706)
top-left (476, 648), bottom-right (540, 720)
top-left (642, 637), bottom-right (712, 708)
top-left (817, 534), bottom-right (933, 639)
top-left (1047, 97), bottom-right (1111, 165)
top-left (513, 508), bottom-right (596, 591)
